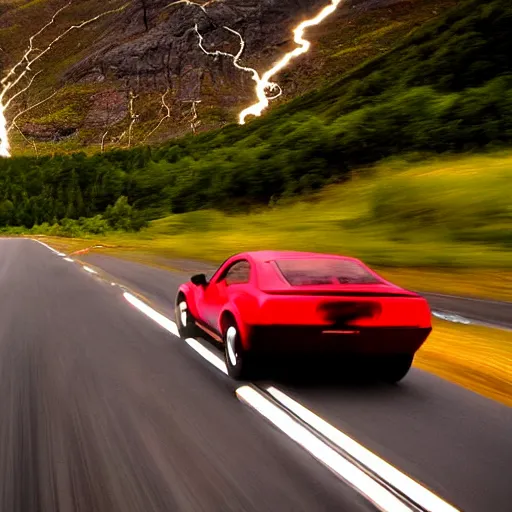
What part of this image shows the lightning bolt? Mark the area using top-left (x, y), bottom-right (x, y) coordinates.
top-left (194, 24), bottom-right (282, 109)
top-left (195, 25), bottom-right (263, 86)
top-left (191, 0), bottom-right (343, 124)
top-left (0, 106), bottom-right (9, 157)
top-left (0, 2), bottom-right (128, 158)
top-left (239, 0), bottom-right (343, 124)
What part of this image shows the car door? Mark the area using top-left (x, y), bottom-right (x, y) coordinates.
top-left (201, 260), bottom-right (251, 331)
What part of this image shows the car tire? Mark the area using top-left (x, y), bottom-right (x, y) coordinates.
top-left (379, 354), bottom-right (414, 383)
top-left (175, 295), bottom-right (198, 338)
top-left (224, 319), bottom-right (252, 380)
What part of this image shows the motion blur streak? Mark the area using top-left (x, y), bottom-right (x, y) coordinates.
top-left (123, 292), bottom-right (180, 337)
top-left (266, 387), bottom-right (460, 512)
top-left (236, 385), bottom-right (411, 512)
top-left (239, 0), bottom-right (344, 124)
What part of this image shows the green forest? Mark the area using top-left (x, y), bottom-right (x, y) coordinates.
top-left (0, 0), bottom-right (510, 235)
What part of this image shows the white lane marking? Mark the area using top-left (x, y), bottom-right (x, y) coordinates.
top-left (122, 292), bottom-right (228, 374)
top-left (266, 387), bottom-right (460, 512)
top-left (83, 266), bottom-right (98, 274)
top-left (184, 337), bottom-right (227, 374)
top-left (57, 252), bottom-right (66, 256)
top-left (123, 290), bottom-right (458, 512)
top-left (236, 386), bottom-right (411, 512)
top-left (64, 257), bottom-right (74, 262)
top-left (123, 292), bottom-right (180, 337)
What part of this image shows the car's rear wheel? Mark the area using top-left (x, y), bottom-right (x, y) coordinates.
top-left (224, 319), bottom-right (252, 380)
top-left (379, 354), bottom-right (414, 383)
top-left (175, 295), bottom-right (198, 338)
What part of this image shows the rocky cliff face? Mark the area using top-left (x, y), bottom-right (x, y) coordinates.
top-left (59, 0), bottom-right (342, 139)
top-left (66, 1), bottom-right (330, 98)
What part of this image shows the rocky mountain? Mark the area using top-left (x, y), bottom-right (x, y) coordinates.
top-left (0, 0), bottom-right (454, 154)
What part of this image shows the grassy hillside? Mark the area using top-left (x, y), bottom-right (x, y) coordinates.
top-left (123, 152), bottom-right (512, 268)
top-left (1, 0), bottom-right (455, 155)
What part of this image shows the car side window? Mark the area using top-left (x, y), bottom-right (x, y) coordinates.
top-left (223, 260), bottom-right (251, 286)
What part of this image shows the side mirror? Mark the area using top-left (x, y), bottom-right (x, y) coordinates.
top-left (191, 273), bottom-right (208, 287)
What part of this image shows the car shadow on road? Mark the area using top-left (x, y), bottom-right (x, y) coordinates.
top-left (198, 334), bottom-right (413, 396)
top-left (252, 355), bottom-right (401, 392)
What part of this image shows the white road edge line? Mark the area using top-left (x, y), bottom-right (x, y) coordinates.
top-left (184, 337), bottom-right (228, 375)
top-left (83, 266), bottom-right (98, 274)
top-left (236, 385), bottom-right (411, 512)
top-left (64, 257), bottom-right (74, 262)
top-left (123, 292), bottom-right (180, 336)
top-left (266, 387), bottom-right (460, 512)
top-left (122, 292), bottom-right (228, 374)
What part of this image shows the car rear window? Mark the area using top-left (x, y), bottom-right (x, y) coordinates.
top-left (274, 258), bottom-right (382, 286)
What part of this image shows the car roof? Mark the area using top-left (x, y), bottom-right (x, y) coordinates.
top-left (240, 250), bottom-right (363, 264)
top-left (230, 251), bottom-right (380, 289)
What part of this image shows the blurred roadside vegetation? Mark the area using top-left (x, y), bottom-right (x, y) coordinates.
top-left (416, 320), bottom-right (512, 407)
top-left (28, 153), bottom-right (512, 301)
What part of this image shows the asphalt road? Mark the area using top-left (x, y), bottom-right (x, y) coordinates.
top-left (1, 241), bottom-right (511, 512)
top-left (78, 252), bottom-right (512, 512)
top-left (0, 239), bottom-right (378, 512)
top-left (421, 292), bottom-right (512, 330)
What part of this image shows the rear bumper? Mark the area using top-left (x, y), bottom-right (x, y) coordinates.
top-left (249, 325), bottom-right (432, 356)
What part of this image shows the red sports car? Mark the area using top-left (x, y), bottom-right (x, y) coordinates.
top-left (175, 251), bottom-right (432, 381)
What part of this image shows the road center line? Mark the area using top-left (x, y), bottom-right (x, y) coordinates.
top-left (266, 387), bottom-right (459, 512)
top-left (236, 385), bottom-right (411, 512)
